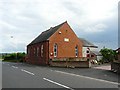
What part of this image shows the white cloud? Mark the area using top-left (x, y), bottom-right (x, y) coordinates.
top-left (0, 20), bottom-right (17, 30)
top-left (0, 0), bottom-right (118, 52)
top-left (84, 24), bottom-right (107, 33)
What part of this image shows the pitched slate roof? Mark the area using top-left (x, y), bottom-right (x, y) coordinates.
top-left (79, 38), bottom-right (98, 48)
top-left (90, 51), bottom-right (102, 56)
top-left (28, 21), bottom-right (66, 45)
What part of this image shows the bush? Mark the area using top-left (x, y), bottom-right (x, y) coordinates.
top-left (99, 59), bottom-right (104, 64)
top-left (3, 52), bottom-right (26, 62)
top-left (4, 54), bottom-right (16, 60)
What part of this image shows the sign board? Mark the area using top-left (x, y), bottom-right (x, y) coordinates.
top-left (64, 38), bottom-right (69, 42)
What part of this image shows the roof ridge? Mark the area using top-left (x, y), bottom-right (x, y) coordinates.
top-left (28, 21), bottom-right (67, 45)
top-left (41, 21), bottom-right (66, 34)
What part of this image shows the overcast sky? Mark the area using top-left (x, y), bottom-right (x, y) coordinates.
top-left (0, 0), bottom-right (119, 53)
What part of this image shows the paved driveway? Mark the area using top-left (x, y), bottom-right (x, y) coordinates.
top-left (92, 64), bottom-right (111, 70)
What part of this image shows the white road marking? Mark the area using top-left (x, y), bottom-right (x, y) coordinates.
top-left (21, 69), bottom-right (35, 75)
top-left (12, 66), bottom-right (18, 69)
top-left (43, 78), bottom-right (74, 90)
top-left (53, 70), bottom-right (118, 85)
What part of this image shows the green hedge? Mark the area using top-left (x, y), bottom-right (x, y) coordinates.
top-left (3, 52), bottom-right (26, 62)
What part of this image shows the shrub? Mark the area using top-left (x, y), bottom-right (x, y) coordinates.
top-left (3, 52), bottom-right (26, 62)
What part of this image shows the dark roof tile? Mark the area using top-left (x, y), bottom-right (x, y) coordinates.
top-left (79, 38), bottom-right (98, 48)
top-left (28, 21), bottom-right (66, 45)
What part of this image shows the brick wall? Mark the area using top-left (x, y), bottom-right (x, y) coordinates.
top-left (49, 22), bottom-right (83, 59)
top-left (26, 22), bottom-right (84, 66)
top-left (27, 41), bottom-right (49, 65)
top-left (49, 61), bottom-right (90, 68)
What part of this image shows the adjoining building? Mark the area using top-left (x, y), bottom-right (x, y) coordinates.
top-left (79, 38), bottom-right (98, 58)
top-left (26, 21), bottom-right (97, 67)
top-left (79, 38), bottom-right (99, 64)
top-left (90, 51), bottom-right (102, 61)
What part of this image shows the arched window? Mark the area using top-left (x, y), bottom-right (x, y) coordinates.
top-left (34, 48), bottom-right (36, 56)
top-left (54, 44), bottom-right (57, 57)
top-left (27, 48), bottom-right (30, 56)
top-left (75, 46), bottom-right (78, 57)
top-left (41, 45), bottom-right (43, 57)
top-left (37, 47), bottom-right (39, 56)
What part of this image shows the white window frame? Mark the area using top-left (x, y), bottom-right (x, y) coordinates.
top-left (54, 44), bottom-right (57, 57)
top-left (37, 47), bottom-right (39, 56)
top-left (34, 48), bottom-right (36, 55)
top-left (75, 46), bottom-right (78, 57)
top-left (41, 45), bottom-right (43, 57)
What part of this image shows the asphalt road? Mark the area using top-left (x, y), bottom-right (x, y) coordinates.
top-left (2, 62), bottom-right (119, 89)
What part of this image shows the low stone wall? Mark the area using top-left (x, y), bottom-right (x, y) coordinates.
top-left (49, 58), bottom-right (91, 68)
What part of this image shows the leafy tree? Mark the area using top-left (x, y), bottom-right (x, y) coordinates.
top-left (100, 48), bottom-right (117, 62)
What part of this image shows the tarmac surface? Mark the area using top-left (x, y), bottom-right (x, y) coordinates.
top-left (2, 62), bottom-right (119, 89)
